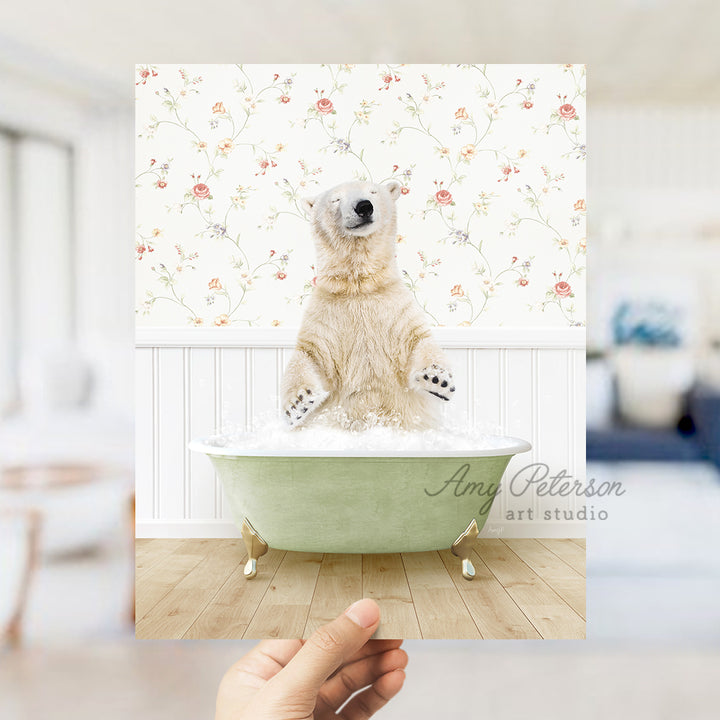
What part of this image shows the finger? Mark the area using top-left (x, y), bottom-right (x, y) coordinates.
top-left (253, 639), bottom-right (304, 668)
top-left (227, 639), bottom-right (303, 683)
top-left (319, 648), bottom-right (408, 711)
top-left (339, 669), bottom-right (406, 720)
top-left (331, 639), bottom-right (403, 675)
top-left (270, 599), bottom-right (380, 699)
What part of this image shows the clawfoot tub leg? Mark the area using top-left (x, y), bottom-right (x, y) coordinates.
top-left (451, 519), bottom-right (480, 581)
top-left (240, 518), bottom-right (268, 579)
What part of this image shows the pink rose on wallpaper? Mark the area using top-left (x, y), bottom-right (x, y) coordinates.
top-left (559, 103), bottom-right (576, 120)
top-left (136, 66), bottom-right (157, 85)
top-left (276, 271), bottom-right (287, 280)
top-left (518, 278), bottom-right (529, 287)
top-left (316, 97), bottom-right (334, 114)
top-left (192, 183), bottom-right (210, 199)
top-left (280, 95), bottom-right (291, 103)
top-left (499, 165), bottom-right (513, 181)
top-left (523, 100), bottom-right (533, 109)
top-left (435, 189), bottom-right (453, 205)
top-left (401, 186), bottom-right (410, 195)
top-left (156, 180), bottom-right (167, 189)
top-left (554, 281), bottom-right (572, 297)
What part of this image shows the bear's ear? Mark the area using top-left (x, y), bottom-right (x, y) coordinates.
top-left (300, 195), bottom-right (317, 217)
top-left (385, 180), bottom-right (402, 201)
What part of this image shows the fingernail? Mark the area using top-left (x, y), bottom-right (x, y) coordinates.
top-left (344, 598), bottom-right (379, 628)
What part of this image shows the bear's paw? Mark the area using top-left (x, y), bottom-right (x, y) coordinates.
top-left (284, 387), bottom-right (329, 428)
top-left (413, 365), bottom-right (455, 401)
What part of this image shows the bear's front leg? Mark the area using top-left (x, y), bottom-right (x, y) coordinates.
top-left (408, 337), bottom-right (456, 401)
top-left (281, 349), bottom-right (330, 428)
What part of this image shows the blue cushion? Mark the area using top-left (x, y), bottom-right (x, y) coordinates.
top-left (587, 427), bottom-right (704, 462)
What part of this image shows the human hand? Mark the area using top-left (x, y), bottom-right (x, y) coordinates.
top-left (215, 598), bottom-right (407, 719)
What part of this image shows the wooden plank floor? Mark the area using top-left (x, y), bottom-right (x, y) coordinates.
top-left (135, 538), bottom-right (585, 640)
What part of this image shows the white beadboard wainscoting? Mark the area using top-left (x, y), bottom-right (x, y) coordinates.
top-left (136, 327), bottom-right (586, 539)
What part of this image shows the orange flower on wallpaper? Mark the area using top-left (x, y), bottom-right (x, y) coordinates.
top-left (450, 284), bottom-right (464, 297)
top-left (454, 107), bottom-right (468, 120)
top-left (574, 199), bottom-right (586, 212)
top-left (208, 278), bottom-right (222, 291)
top-left (212, 101), bottom-right (226, 114)
top-left (214, 314), bottom-right (230, 326)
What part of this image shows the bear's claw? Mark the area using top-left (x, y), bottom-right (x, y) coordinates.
top-left (284, 388), bottom-right (329, 428)
top-left (414, 365), bottom-right (455, 401)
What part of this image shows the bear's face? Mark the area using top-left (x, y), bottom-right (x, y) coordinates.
top-left (302, 180), bottom-right (402, 241)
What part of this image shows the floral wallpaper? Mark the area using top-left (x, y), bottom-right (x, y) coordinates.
top-left (136, 64), bottom-right (586, 328)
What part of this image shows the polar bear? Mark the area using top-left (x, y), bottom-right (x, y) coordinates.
top-left (281, 179), bottom-right (455, 430)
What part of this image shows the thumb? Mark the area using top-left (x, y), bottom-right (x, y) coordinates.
top-left (270, 599), bottom-right (380, 698)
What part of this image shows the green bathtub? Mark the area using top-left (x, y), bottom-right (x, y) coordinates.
top-left (189, 437), bottom-right (531, 580)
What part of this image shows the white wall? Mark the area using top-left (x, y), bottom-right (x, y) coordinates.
top-left (0, 134), bottom-right (15, 413)
top-left (16, 138), bottom-right (73, 354)
top-left (589, 105), bottom-right (720, 355)
top-left (0, 66), bottom-right (134, 420)
top-left (135, 327), bottom-right (586, 539)
top-left (73, 108), bottom-right (134, 415)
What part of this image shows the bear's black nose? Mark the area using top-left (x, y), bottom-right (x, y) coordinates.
top-left (355, 200), bottom-right (373, 218)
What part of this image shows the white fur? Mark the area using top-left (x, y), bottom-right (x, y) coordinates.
top-left (282, 180), bottom-right (454, 430)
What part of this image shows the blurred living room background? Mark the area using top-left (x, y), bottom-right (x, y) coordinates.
top-left (1, 1), bottom-right (720, 718)
top-left (586, 105), bottom-right (720, 640)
